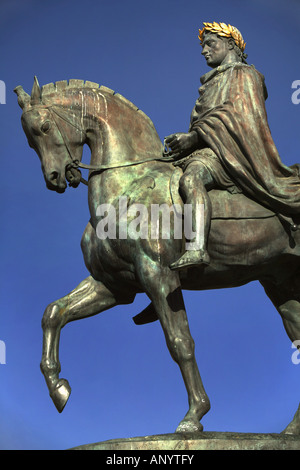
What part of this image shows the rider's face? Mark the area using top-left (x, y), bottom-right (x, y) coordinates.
top-left (201, 33), bottom-right (230, 68)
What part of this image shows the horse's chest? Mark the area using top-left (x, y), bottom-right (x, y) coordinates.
top-left (81, 222), bottom-right (134, 280)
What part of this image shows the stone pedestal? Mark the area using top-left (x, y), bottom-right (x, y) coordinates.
top-left (71, 431), bottom-right (300, 450)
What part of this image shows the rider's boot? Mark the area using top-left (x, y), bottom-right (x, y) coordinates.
top-left (170, 187), bottom-right (211, 271)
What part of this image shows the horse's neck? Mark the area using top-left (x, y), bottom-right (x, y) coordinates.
top-left (79, 90), bottom-right (163, 216)
top-left (86, 91), bottom-right (162, 167)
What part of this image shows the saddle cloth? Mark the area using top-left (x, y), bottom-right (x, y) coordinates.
top-left (170, 167), bottom-right (275, 220)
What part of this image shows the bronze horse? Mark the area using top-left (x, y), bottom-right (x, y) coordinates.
top-left (15, 77), bottom-right (300, 434)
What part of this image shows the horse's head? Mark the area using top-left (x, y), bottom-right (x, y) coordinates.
top-left (15, 77), bottom-right (85, 193)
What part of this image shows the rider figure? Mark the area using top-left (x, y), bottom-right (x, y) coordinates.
top-left (166, 22), bottom-right (300, 271)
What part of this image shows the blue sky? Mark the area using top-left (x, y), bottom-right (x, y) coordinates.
top-left (0, 0), bottom-right (300, 450)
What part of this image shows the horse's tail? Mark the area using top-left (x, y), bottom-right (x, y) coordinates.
top-left (133, 302), bottom-right (158, 325)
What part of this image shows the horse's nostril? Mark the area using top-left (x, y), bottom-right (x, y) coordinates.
top-left (45, 171), bottom-right (66, 193)
top-left (49, 171), bottom-right (59, 183)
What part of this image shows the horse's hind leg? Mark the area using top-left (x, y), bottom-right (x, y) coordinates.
top-left (138, 263), bottom-right (210, 432)
top-left (40, 275), bottom-right (135, 412)
top-left (261, 279), bottom-right (300, 435)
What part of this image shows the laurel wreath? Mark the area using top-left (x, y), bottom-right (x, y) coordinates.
top-left (198, 22), bottom-right (246, 52)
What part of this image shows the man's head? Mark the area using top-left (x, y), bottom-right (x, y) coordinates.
top-left (199, 22), bottom-right (247, 68)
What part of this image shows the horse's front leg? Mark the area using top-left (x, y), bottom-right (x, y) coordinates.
top-left (138, 263), bottom-right (210, 432)
top-left (40, 275), bottom-right (135, 412)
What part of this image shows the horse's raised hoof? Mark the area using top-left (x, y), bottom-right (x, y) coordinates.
top-left (50, 379), bottom-right (71, 413)
top-left (175, 419), bottom-right (203, 433)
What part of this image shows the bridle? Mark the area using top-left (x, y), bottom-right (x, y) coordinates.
top-left (46, 106), bottom-right (174, 187)
top-left (47, 106), bottom-right (89, 186)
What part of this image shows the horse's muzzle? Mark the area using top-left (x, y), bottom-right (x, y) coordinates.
top-left (45, 170), bottom-right (67, 193)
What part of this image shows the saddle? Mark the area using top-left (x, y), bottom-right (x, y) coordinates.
top-left (209, 190), bottom-right (275, 220)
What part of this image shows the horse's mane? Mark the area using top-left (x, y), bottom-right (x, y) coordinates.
top-left (41, 79), bottom-right (156, 130)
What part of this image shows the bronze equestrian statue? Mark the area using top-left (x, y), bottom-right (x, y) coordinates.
top-left (15, 22), bottom-right (300, 435)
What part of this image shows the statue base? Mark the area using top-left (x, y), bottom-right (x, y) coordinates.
top-left (71, 431), bottom-right (300, 451)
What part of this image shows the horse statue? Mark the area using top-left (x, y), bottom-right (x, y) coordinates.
top-left (15, 77), bottom-right (300, 434)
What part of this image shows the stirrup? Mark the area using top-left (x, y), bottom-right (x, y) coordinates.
top-left (170, 249), bottom-right (210, 271)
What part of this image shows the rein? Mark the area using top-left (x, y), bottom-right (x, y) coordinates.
top-left (49, 107), bottom-right (174, 187)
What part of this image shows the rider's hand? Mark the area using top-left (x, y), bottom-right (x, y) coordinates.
top-left (164, 131), bottom-right (198, 159)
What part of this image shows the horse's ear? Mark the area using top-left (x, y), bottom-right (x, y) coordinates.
top-left (14, 85), bottom-right (30, 109)
top-left (30, 76), bottom-right (42, 105)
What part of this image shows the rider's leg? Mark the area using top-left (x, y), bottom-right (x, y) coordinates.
top-left (170, 161), bottom-right (215, 270)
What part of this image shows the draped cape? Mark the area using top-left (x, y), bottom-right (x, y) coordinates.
top-left (189, 63), bottom-right (300, 215)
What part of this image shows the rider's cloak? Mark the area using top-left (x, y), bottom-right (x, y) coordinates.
top-left (189, 62), bottom-right (300, 216)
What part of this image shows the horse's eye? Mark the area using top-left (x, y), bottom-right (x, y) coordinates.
top-left (41, 120), bottom-right (51, 133)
